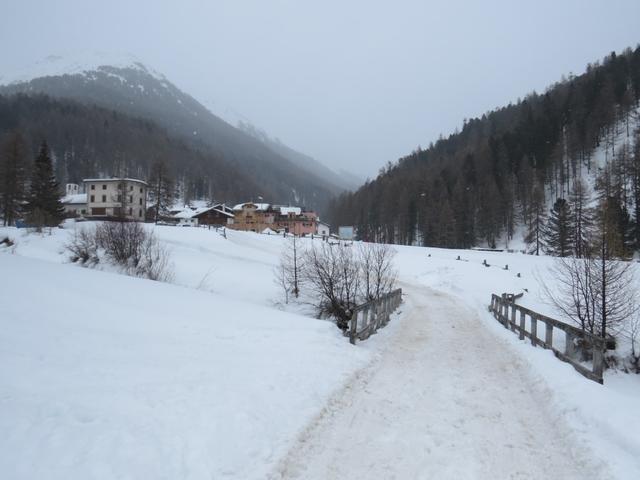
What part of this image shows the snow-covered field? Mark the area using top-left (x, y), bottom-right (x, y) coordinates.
top-left (1, 223), bottom-right (639, 479)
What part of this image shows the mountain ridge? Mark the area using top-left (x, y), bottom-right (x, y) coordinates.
top-left (0, 55), bottom-right (345, 212)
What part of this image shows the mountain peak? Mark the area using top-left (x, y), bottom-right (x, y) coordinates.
top-left (0, 52), bottom-right (164, 86)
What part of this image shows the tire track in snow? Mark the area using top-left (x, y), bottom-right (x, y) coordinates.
top-left (270, 285), bottom-right (611, 480)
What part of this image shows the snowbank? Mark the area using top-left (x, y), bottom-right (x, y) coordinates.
top-left (0, 227), bottom-right (373, 479)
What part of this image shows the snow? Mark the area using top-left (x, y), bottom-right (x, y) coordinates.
top-left (0, 52), bottom-right (166, 87)
top-left (1, 224), bottom-right (639, 479)
top-left (0, 225), bottom-right (374, 480)
top-left (277, 207), bottom-right (302, 216)
top-left (83, 177), bottom-right (147, 185)
top-left (171, 205), bottom-right (234, 220)
top-left (61, 193), bottom-right (87, 205)
top-left (233, 202), bottom-right (270, 211)
top-left (275, 285), bottom-right (610, 479)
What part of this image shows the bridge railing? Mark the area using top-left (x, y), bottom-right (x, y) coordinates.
top-left (489, 293), bottom-right (605, 384)
top-left (349, 288), bottom-right (402, 344)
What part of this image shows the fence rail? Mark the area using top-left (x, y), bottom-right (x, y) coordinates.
top-left (489, 293), bottom-right (605, 384)
top-left (349, 288), bottom-right (403, 344)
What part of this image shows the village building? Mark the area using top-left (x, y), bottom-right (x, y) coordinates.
top-left (61, 184), bottom-right (88, 217)
top-left (227, 203), bottom-right (275, 232)
top-left (316, 221), bottom-right (331, 238)
top-left (227, 202), bottom-right (319, 235)
top-left (84, 178), bottom-right (147, 221)
top-left (168, 204), bottom-right (234, 227)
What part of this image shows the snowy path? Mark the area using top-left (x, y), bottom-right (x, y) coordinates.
top-left (271, 286), bottom-right (611, 480)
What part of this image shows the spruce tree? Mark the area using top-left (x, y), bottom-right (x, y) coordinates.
top-left (544, 197), bottom-right (575, 257)
top-left (569, 179), bottom-right (593, 258)
top-left (149, 157), bottom-right (175, 223)
top-left (26, 141), bottom-right (64, 228)
top-left (525, 184), bottom-right (547, 255)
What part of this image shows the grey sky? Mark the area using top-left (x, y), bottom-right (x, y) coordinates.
top-left (1, 0), bottom-right (639, 178)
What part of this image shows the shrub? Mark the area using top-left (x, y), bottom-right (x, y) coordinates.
top-left (66, 228), bottom-right (99, 266)
top-left (66, 222), bottom-right (173, 282)
top-left (1, 236), bottom-right (15, 247)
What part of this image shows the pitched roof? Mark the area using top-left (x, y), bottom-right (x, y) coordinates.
top-left (233, 202), bottom-right (270, 211)
top-left (61, 193), bottom-right (87, 205)
top-left (172, 205), bottom-right (234, 219)
top-left (83, 178), bottom-right (147, 186)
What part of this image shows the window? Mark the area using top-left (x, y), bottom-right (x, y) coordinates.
top-left (90, 185), bottom-right (95, 190)
top-left (128, 207), bottom-right (132, 215)
top-left (139, 209), bottom-right (142, 218)
top-left (129, 195), bottom-right (133, 203)
top-left (140, 187), bottom-right (143, 193)
top-left (91, 207), bottom-right (106, 215)
top-left (139, 198), bottom-right (142, 205)
top-left (90, 195), bottom-right (95, 202)
top-left (102, 184), bottom-right (107, 190)
top-left (117, 195), bottom-right (122, 202)
top-left (102, 195), bottom-right (106, 202)
top-left (129, 185), bottom-right (133, 191)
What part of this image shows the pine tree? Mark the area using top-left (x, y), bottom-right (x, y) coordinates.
top-left (569, 179), bottom-right (593, 258)
top-left (544, 197), bottom-right (575, 257)
top-left (149, 158), bottom-right (175, 223)
top-left (0, 132), bottom-right (28, 226)
top-left (525, 184), bottom-right (547, 255)
top-left (26, 141), bottom-right (64, 228)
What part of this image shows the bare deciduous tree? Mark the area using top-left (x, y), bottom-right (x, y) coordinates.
top-left (544, 255), bottom-right (637, 339)
top-left (303, 242), bottom-right (360, 331)
top-left (299, 241), bottom-right (397, 331)
top-left (274, 236), bottom-right (304, 303)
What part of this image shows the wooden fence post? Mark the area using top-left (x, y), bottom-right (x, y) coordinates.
top-left (502, 297), bottom-right (509, 329)
top-left (530, 315), bottom-right (538, 347)
top-left (519, 310), bottom-right (525, 340)
top-left (510, 304), bottom-right (516, 332)
top-left (349, 310), bottom-right (358, 345)
top-left (545, 323), bottom-right (553, 349)
top-left (565, 331), bottom-right (576, 358)
top-left (592, 339), bottom-right (604, 384)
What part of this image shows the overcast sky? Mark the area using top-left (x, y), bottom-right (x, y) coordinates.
top-left (1, 0), bottom-right (640, 178)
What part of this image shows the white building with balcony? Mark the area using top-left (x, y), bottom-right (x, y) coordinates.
top-left (84, 178), bottom-right (147, 221)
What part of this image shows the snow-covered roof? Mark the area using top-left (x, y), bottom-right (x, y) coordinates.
top-left (277, 206), bottom-right (302, 216)
top-left (61, 193), bottom-right (87, 205)
top-left (83, 178), bottom-right (147, 186)
top-left (172, 205), bottom-right (234, 219)
top-left (233, 202), bottom-right (270, 212)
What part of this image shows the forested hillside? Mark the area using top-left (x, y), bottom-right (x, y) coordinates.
top-left (329, 47), bottom-right (640, 251)
top-left (0, 94), bottom-right (262, 203)
top-left (0, 60), bottom-right (343, 212)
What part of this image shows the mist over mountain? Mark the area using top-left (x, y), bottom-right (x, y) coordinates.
top-left (236, 121), bottom-right (362, 192)
top-left (0, 54), bottom-right (346, 212)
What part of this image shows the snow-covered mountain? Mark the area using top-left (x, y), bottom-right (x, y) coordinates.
top-left (0, 52), bottom-right (165, 86)
top-left (0, 53), bottom-right (348, 212)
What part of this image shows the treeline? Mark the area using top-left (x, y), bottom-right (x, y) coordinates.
top-left (0, 94), bottom-right (264, 205)
top-left (1, 135), bottom-right (64, 228)
top-left (329, 47), bottom-right (640, 251)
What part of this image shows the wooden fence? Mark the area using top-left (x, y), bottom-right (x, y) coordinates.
top-left (349, 288), bottom-right (403, 344)
top-left (489, 293), bottom-right (605, 384)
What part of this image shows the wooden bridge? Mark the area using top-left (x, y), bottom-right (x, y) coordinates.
top-left (489, 293), bottom-right (605, 384)
top-left (349, 289), bottom-right (402, 344)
